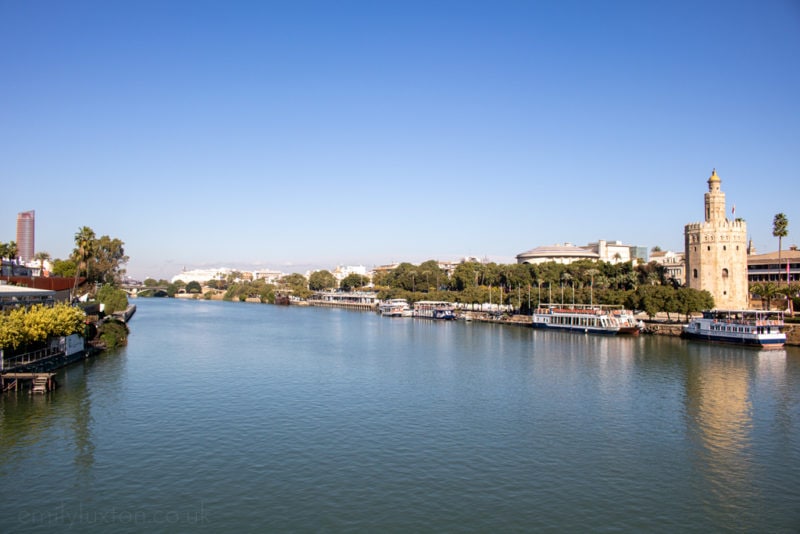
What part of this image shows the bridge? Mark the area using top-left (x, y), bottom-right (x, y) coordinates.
top-left (120, 284), bottom-right (170, 296)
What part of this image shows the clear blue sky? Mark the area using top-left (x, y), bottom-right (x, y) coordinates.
top-left (2, 0), bottom-right (799, 280)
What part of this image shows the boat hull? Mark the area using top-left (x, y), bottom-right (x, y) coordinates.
top-left (681, 309), bottom-right (786, 349)
top-left (531, 322), bottom-right (619, 335)
top-left (681, 331), bottom-right (785, 349)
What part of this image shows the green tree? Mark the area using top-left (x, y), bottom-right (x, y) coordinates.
top-left (309, 270), bottom-right (337, 291)
top-left (0, 241), bottom-right (18, 260)
top-left (750, 282), bottom-right (780, 310)
top-left (340, 273), bottom-right (369, 291)
top-left (675, 287), bottom-right (715, 321)
top-left (417, 260), bottom-right (445, 291)
top-left (96, 284), bottom-right (129, 315)
top-left (51, 258), bottom-right (77, 278)
top-left (773, 213), bottom-right (789, 285)
top-left (73, 226), bottom-right (97, 281)
top-left (279, 273), bottom-right (310, 298)
top-left (91, 235), bottom-right (129, 285)
top-left (186, 281), bottom-right (202, 293)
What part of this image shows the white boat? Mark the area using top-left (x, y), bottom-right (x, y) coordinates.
top-left (412, 300), bottom-right (456, 320)
top-left (531, 305), bottom-right (641, 335)
top-left (682, 309), bottom-right (786, 348)
top-left (378, 299), bottom-right (411, 317)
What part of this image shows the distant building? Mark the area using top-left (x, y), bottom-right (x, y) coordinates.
top-left (171, 268), bottom-right (233, 284)
top-left (650, 250), bottom-right (686, 285)
top-left (684, 169), bottom-right (748, 309)
top-left (515, 240), bottom-right (642, 266)
top-left (747, 246), bottom-right (800, 283)
top-left (16, 210), bottom-right (35, 262)
top-left (253, 270), bottom-right (283, 284)
top-left (516, 243), bottom-right (600, 265)
top-left (332, 265), bottom-right (368, 281)
top-left (584, 240), bottom-right (646, 264)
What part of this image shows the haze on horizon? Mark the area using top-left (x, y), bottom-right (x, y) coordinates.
top-left (2, 1), bottom-right (798, 281)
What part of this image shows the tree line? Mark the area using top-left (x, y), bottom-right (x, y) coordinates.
top-left (158, 259), bottom-right (715, 319)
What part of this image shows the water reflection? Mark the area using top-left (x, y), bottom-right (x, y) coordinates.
top-left (683, 344), bottom-right (788, 525)
top-left (0, 348), bottom-right (126, 485)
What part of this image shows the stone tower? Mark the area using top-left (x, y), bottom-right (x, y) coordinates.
top-left (684, 170), bottom-right (748, 309)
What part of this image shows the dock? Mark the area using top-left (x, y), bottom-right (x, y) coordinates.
top-left (307, 291), bottom-right (379, 311)
top-left (1, 372), bottom-right (57, 393)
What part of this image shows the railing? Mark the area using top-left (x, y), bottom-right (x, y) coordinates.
top-left (1, 346), bottom-right (62, 371)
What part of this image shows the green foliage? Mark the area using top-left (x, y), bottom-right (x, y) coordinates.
top-left (340, 274), bottom-right (369, 291)
top-left (51, 258), bottom-right (77, 278)
top-left (144, 278), bottom-right (159, 287)
top-left (279, 273), bottom-right (311, 299)
top-left (0, 241), bottom-right (18, 260)
top-left (223, 280), bottom-right (275, 303)
top-left (71, 226), bottom-right (129, 285)
top-left (186, 281), bottom-right (202, 293)
top-left (772, 213), bottom-right (789, 239)
top-left (309, 270), bottom-right (337, 291)
top-left (0, 304), bottom-right (86, 350)
top-left (99, 320), bottom-right (128, 349)
top-left (97, 285), bottom-right (129, 315)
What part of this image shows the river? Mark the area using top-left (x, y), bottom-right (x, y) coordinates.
top-left (1, 298), bottom-right (799, 532)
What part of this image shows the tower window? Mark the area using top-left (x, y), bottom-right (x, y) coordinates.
top-left (707, 246), bottom-right (711, 251)
top-left (722, 268), bottom-right (729, 278)
top-left (693, 269), bottom-right (698, 278)
top-left (723, 245), bottom-right (727, 251)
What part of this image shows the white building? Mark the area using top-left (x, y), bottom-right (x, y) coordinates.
top-left (650, 250), bottom-right (686, 285)
top-left (332, 265), bottom-right (368, 281)
top-left (516, 243), bottom-right (600, 265)
top-left (171, 268), bottom-right (235, 284)
top-left (517, 240), bottom-right (643, 265)
top-left (253, 270), bottom-right (284, 284)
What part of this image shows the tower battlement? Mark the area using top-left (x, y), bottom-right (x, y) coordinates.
top-left (684, 170), bottom-right (748, 309)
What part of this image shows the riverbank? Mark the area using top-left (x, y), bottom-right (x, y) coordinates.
top-left (158, 295), bottom-right (800, 346)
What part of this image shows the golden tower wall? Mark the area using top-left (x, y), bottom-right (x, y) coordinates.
top-left (684, 170), bottom-right (749, 309)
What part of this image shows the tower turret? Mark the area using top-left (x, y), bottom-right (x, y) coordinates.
top-left (704, 169), bottom-right (726, 223)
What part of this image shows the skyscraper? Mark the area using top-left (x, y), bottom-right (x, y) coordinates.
top-left (16, 210), bottom-right (35, 262)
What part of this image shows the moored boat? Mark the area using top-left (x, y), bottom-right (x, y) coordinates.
top-left (412, 300), bottom-right (456, 320)
top-left (378, 298), bottom-right (411, 317)
top-left (532, 305), bottom-right (641, 335)
top-left (681, 309), bottom-right (786, 348)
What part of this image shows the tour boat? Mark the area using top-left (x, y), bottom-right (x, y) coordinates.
top-left (681, 309), bottom-right (786, 348)
top-left (412, 301), bottom-right (456, 320)
top-left (531, 305), bottom-right (642, 335)
top-left (378, 298), bottom-right (411, 317)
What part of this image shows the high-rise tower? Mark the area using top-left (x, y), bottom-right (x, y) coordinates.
top-left (684, 170), bottom-right (748, 309)
top-left (16, 210), bottom-right (35, 263)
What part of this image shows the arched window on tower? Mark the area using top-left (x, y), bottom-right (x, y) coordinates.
top-left (722, 268), bottom-right (729, 278)
top-left (693, 269), bottom-right (698, 278)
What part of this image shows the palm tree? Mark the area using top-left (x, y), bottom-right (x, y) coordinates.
top-left (776, 282), bottom-right (799, 316)
top-left (750, 281), bottom-right (780, 310)
top-left (773, 213), bottom-right (789, 284)
top-left (73, 226), bottom-right (97, 282)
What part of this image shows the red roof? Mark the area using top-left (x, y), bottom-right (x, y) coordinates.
top-left (0, 276), bottom-right (84, 291)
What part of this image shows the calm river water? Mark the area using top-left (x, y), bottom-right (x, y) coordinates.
top-left (1, 298), bottom-right (799, 532)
